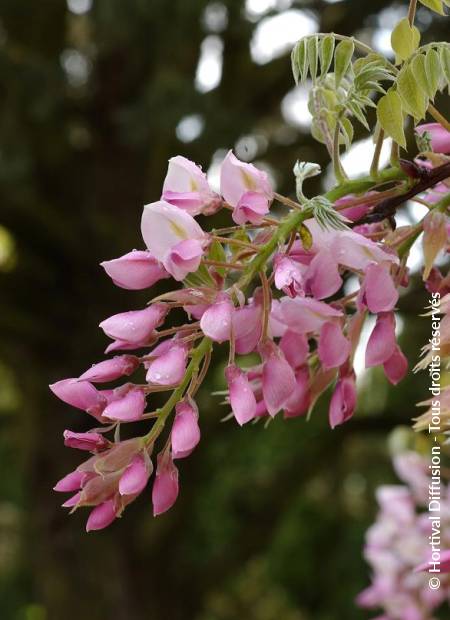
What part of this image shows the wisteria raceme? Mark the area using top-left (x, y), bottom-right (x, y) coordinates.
top-left (49, 142), bottom-right (450, 531)
top-left (357, 452), bottom-right (450, 620)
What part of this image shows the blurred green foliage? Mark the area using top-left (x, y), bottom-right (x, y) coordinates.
top-left (0, 1), bottom-right (449, 619)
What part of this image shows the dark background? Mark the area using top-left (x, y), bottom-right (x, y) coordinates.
top-left (0, 1), bottom-right (448, 619)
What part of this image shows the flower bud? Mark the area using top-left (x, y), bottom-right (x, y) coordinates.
top-left (152, 451), bottom-right (179, 516)
top-left (79, 355), bottom-right (139, 383)
top-left (225, 365), bottom-right (256, 426)
top-left (101, 250), bottom-right (169, 290)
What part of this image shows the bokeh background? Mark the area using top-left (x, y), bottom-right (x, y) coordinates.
top-left (0, 1), bottom-right (449, 619)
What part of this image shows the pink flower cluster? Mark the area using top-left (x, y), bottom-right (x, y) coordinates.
top-left (50, 138), bottom-right (449, 531)
top-left (357, 452), bottom-right (450, 620)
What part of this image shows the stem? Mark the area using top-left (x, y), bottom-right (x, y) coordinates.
top-left (370, 127), bottom-right (384, 178)
top-left (201, 258), bottom-right (245, 270)
top-left (273, 192), bottom-right (303, 211)
top-left (407, 0), bottom-right (417, 26)
top-left (237, 167), bottom-right (406, 291)
top-left (143, 337), bottom-right (212, 446)
top-left (211, 235), bottom-right (259, 250)
top-left (428, 103), bottom-right (450, 133)
top-left (390, 141), bottom-right (400, 167)
top-left (332, 120), bottom-right (348, 183)
top-left (259, 270), bottom-right (271, 341)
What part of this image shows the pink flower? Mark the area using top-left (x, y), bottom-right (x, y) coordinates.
top-left (304, 249), bottom-right (342, 300)
top-left (259, 340), bottom-right (296, 416)
top-left (334, 192), bottom-right (376, 222)
top-left (279, 330), bottom-right (309, 368)
top-left (330, 230), bottom-right (399, 271)
top-left (171, 400), bottom-right (201, 459)
top-left (225, 364), bottom-right (257, 425)
top-left (233, 300), bottom-right (262, 354)
top-left (119, 453), bottom-right (152, 496)
top-left (102, 387), bottom-right (146, 422)
top-left (54, 470), bottom-right (85, 492)
top-left (280, 296), bottom-right (342, 334)
top-left (233, 192), bottom-right (270, 225)
top-left (78, 355), bottom-right (139, 383)
top-left (284, 366), bottom-right (310, 418)
top-left (416, 123), bottom-right (450, 153)
top-left (329, 373), bottom-right (356, 429)
top-left (161, 155), bottom-right (218, 215)
top-left (141, 200), bottom-right (207, 280)
top-left (100, 250), bottom-right (169, 290)
top-left (383, 345), bottom-right (408, 385)
top-left (273, 255), bottom-right (305, 297)
top-left (49, 379), bottom-right (106, 419)
top-left (63, 430), bottom-right (109, 452)
top-left (146, 343), bottom-right (188, 385)
top-left (200, 295), bottom-right (234, 343)
top-left (318, 322), bottom-right (351, 370)
top-left (86, 499), bottom-right (117, 532)
top-left (220, 151), bottom-right (272, 224)
top-left (99, 304), bottom-right (167, 345)
top-left (164, 239), bottom-right (205, 281)
top-left (358, 263), bottom-right (398, 313)
top-left (365, 312), bottom-right (397, 368)
top-left (152, 451), bottom-right (179, 516)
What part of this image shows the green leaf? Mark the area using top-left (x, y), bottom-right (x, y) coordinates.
top-left (339, 117), bottom-right (354, 150)
top-left (208, 240), bottom-right (227, 277)
top-left (348, 101), bottom-right (370, 130)
top-left (418, 0), bottom-right (445, 14)
top-left (291, 39), bottom-right (307, 84)
top-left (307, 35), bottom-right (319, 82)
top-left (319, 34), bottom-right (335, 77)
top-left (411, 53), bottom-right (431, 97)
top-left (377, 90), bottom-right (406, 148)
top-left (441, 45), bottom-right (450, 85)
top-left (391, 18), bottom-right (420, 62)
top-left (397, 66), bottom-right (428, 120)
top-left (334, 39), bottom-right (354, 88)
top-left (425, 48), bottom-right (440, 99)
top-left (299, 223), bottom-right (313, 250)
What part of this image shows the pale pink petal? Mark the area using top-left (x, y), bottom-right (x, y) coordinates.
top-left (86, 499), bottom-right (117, 532)
top-left (280, 296), bottom-right (342, 334)
top-left (233, 302), bottom-right (262, 353)
top-left (220, 150), bottom-right (273, 207)
top-left (164, 238), bottom-right (204, 281)
top-left (329, 374), bottom-right (356, 429)
top-left (274, 255), bottom-right (305, 298)
top-left (49, 378), bottom-right (106, 418)
top-left (279, 330), bottom-right (309, 368)
top-left (146, 345), bottom-right (188, 385)
top-left (99, 304), bottom-right (167, 344)
top-left (383, 345), bottom-right (408, 385)
top-left (53, 470), bottom-right (84, 492)
top-left (365, 312), bottom-right (396, 368)
top-left (79, 355), bottom-right (139, 383)
top-left (119, 454), bottom-right (151, 496)
top-left (232, 191), bottom-right (270, 225)
top-left (141, 200), bottom-right (206, 264)
top-left (260, 341), bottom-right (296, 416)
top-left (284, 366), bottom-right (310, 418)
top-left (361, 263), bottom-right (398, 313)
top-left (200, 297), bottom-right (234, 343)
top-left (63, 430), bottom-right (109, 452)
top-left (171, 401), bottom-right (201, 459)
top-left (152, 452), bottom-right (179, 516)
top-left (102, 388), bottom-right (146, 421)
top-left (161, 155), bottom-right (216, 215)
top-left (100, 250), bottom-right (169, 290)
top-left (225, 365), bottom-right (257, 425)
top-left (318, 322), bottom-right (351, 370)
top-left (305, 249), bottom-right (342, 300)
top-left (330, 231), bottom-right (398, 271)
